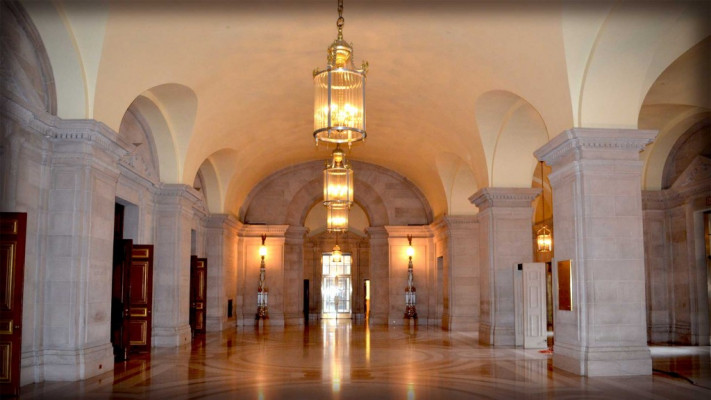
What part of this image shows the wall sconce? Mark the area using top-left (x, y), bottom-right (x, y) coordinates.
top-left (404, 234), bottom-right (417, 319)
top-left (256, 234), bottom-right (268, 320)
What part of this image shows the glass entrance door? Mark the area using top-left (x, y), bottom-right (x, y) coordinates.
top-left (322, 253), bottom-right (352, 319)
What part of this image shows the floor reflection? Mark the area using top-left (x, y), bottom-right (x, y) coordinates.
top-left (20, 321), bottom-right (711, 399)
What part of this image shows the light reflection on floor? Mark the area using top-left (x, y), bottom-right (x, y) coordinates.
top-left (21, 321), bottom-right (711, 399)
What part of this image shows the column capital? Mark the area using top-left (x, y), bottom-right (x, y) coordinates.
top-left (431, 215), bottom-right (478, 237)
top-left (535, 127), bottom-right (657, 167)
top-left (469, 187), bottom-right (540, 211)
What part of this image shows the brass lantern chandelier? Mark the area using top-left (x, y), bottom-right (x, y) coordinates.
top-left (327, 203), bottom-right (349, 233)
top-left (536, 161), bottom-right (553, 253)
top-left (313, 0), bottom-right (368, 147)
top-left (323, 145), bottom-right (354, 206)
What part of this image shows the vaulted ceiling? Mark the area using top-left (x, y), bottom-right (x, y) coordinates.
top-left (21, 0), bottom-right (710, 217)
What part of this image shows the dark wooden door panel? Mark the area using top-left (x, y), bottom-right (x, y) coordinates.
top-left (0, 213), bottom-right (26, 397)
top-left (190, 256), bottom-right (207, 334)
top-left (128, 245), bottom-right (153, 352)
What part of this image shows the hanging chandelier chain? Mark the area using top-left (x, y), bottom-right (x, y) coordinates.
top-left (337, 0), bottom-right (344, 38)
top-left (540, 161), bottom-right (545, 223)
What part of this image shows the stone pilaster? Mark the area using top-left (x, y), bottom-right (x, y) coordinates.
top-left (470, 187), bottom-right (539, 345)
top-left (367, 227), bottom-right (389, 325)
top-left (41, 120), bottom-right (122, 380)
top-left (153, 184), bottom-right (201, 347)
top-left (205, 214), bottom-right (240, 332)
top-left (235, 224), bottom-right (288, 327)
top-left (284, 226), bottom-right (308, 325)
top-left (431, 216), bottom-right (479, 331)
top-left (535, 127), bottom-right (656, 376)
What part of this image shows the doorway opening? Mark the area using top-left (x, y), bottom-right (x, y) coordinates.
top-left (112, 201), bottom-right (153, 361)
top-left (321, 253), bottom-right (352, 319)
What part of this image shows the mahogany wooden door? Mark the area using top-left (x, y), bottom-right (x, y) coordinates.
top-left (111, 205), bottom-right (130, 360)
top-left (0, 213), bottom-right (26, 397)
top-left (127, 245), bottom-right (153, 352)
top-left (111, 239), bottom-right (133, 361)
top-left (190, 256), bottom-right (207, 334)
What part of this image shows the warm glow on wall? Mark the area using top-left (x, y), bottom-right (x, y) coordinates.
top-left (259, 234), bottom-right (267, 258)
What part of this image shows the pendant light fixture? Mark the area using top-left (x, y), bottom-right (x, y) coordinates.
top-left (327, 203), bottom-right (349, 233)
top-left (331, 231), bottom-right (343, 263)
top-left (536, 161), bottom-right (552, 253)
top-left (323, 145), bottom-right (354, 206)
top-left (313, 0), bottom-right (368, 147)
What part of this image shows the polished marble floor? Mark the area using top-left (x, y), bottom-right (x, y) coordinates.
top-left (22, 321), bottom-right (711, 399)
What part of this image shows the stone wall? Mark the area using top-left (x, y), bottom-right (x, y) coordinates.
top-left (642, 155), bottom-right (711, 345)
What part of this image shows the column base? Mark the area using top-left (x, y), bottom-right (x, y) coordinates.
top-left (206, 316), bottom-right (230, 332)
top-left (443, 314), bottom-right (478, 332)
top-left (479, 323), bottom-right (515, 345)
top-left (153, 324), bottom-right (192, 347)
top-left (553, 342), bottom-right (652, 376)
top-left (39, 343), bottom-right (114, 381)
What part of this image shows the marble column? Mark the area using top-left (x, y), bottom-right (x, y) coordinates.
top-left (470, 187), bottom-right (539, 345)
top-left (205, 214), bottom-right (240, 332)
top-left (153, 184), bottom-right (201, 347)
top-left (535, 127), bottom-right (657, 376)
top-left (41, 120), bottom-right (121, 380)
top-left (284, 226), bottom-right (308, 326)
top-left (434, 216), bottom-right (479, 331)
top-left (367, 227), bottom-right (389, 325)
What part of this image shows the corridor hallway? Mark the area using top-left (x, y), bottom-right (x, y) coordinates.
top-left (21, 321), bottom-right (711, 399)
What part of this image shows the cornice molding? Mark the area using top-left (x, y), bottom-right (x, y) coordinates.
top-left (237, 224), bottom-right (289, 238)
top-left (206, 214), bottom-right (241, 230)
top-left (469, 187), bottom-right (540, 211)
top-left (383, 225), bottom-right (433, 238)
top-left (535, 127), bottom-right (658, 167)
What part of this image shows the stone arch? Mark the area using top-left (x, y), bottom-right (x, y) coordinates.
top-left (196, 158), bottom-right (221, 213)
top-left (117, 101), bottom-right (160, 182)
top-left (1, 1), bottom-right (57, 115)
top-left (436, 153), bottom-right (478, 215)
top-left (280, 177), bottom-right (389, 228)
top-left (122, 84), bottom-right (198, 184)
top-left (23, 1), bottom-right (109, 119)
top-left (240, 160), bottom-right (430, 227)
top-left (661, 119), bottom-right (711, 189)
top-left (562, 1), bottom-right (710, 128)
top-left (303, 200), bottom-right (371, 238)
top-left (475, 90), bottom-right (549, 188)
top-left (639, 37), bottom-right (711, 190)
